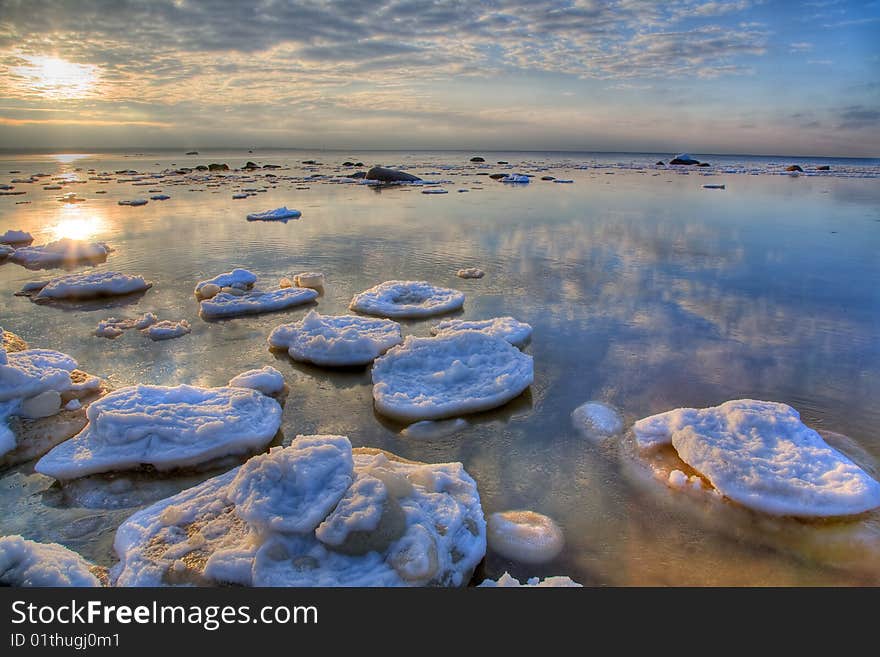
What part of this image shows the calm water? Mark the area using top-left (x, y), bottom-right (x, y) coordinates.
top-left (2, 150), bottom-right (880, 585)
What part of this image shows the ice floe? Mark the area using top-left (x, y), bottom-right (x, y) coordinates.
top-left (371, 332), bottom-right (533, 422)
top-left (227, 366), bottom-right (286, 396)
top-left (293, 272), bottom-right (325, 289)
top-left (479, 572), bottom-right (581, 587)
top-left (8, 239), bottom-right (111, 269)
top-left (95, 313), bottom-right (158, 338)
top-left (144, 319), bottom-right (191, 341)
top-left (487, 510), bottom-right (564, 564)
top-left (194, 268), bottom-right (256, 299)
top-left (456, 267), bottom-right (485, 279)
top-left (0, 229), bottom-right (33, 244)
top-left (0, 535), bottom-right (102, 587)
top-left (633, 400), bottom-right (880, 517)
top-left (246, 207), bottom-right (301, 221)
top-left (268, 310), bottom-right (403, 367)
top-left (23, 271), bottom-right (151, 301)
top-left (110, 436), bottom-right (486, 586)
top-left (200, 286), bottom-right (317, 319)
top-left (431, 316), bottom-right (532, 348)
top-left (350, 280), bottom-right (464, 319)
top-left (571, 401), bottom-right (624, 439)
top-left (35, 382), bottom-right (283, 479)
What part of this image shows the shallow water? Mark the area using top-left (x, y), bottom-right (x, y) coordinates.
top-left (2, 150), bottom-right (880, 585)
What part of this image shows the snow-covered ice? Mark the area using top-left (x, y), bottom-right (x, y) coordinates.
top-left (35, 382), bottom-right (283, 479)
top-left (0, 229), bottom-right (33, 244)
top-left (26, 271), bottom-right (151, 300)
top-left (228, 366), bottom-right (286, 396)
top-left (246, 207), bottom-right (301, 221)
top-left (487, 510), bottom-right (565, 564)
top-left (0, 535), bottom-right (102, 587)
top-left (350, 280), bottom-right (464, 319)
top-left (633, 399), bottom-right (880, 517)
top-left (479, 572), bottom-right (581, 587)
top-left (200, 286), bottom-right (317, 319)
top-left (110, 436), bottom-right (486, 587)
top-left (293, 272), bottom-right (325, 289)
top-left (456, 267), bottom-right (485, 279)
top-left (143, 319), bottom-right (191, 341)
top-left (431, 316), bottom-right (532, 348)
top-left (194, 268), bottom-right (256, 299)
top-left (371, 332), bottom-right (533, 422)
top-left (571, 401), bottom-right (624, 439)
top-left (268, 310), bottom-right (402, 367)
top-left (95, 313), bottom-right (158, 338)
top-left (9, 239), bottom-right (111, 269)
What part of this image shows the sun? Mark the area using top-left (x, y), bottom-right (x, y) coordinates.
top-left (50, 205), bottom-right (106, 241)
top-left (11, 55), bottom-right (98, 99)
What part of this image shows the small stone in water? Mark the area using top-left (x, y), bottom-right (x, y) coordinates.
top-left (279, 277), bottom-right (293, 288)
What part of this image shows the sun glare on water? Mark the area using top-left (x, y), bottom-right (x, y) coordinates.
top-left (50, 205), bottom-right (106, 241)
top-left (12, 55), bottom-right (98, 99)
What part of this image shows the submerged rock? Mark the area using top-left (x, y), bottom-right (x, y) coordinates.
top-left (208, 163), bottom-right (229, 171)
top-left (0, 535), bottom-right (103, 586)
top-left (110, 436), bottom-right (486, 586)
top-left (371, 332), bottom-right (533, 422)
top-left (786, 165), bottom-right (804, 172)
top-left (365, 167), bottom-right (422, 183)
top-left (35, 382), bottom-right (283, 479)
top-left (470, 157), bottom-right (486, 162)
top-left (350, 280), bottom-right (464, 319)
top-left (633, 400), bottom-right (880, 517)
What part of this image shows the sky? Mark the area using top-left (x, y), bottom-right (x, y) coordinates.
top-left (0, 0), bottom-right (878, 156)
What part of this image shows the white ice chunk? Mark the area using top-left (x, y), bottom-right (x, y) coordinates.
top-left (479, 571), bottom-right (582, 587)
top-left (501, 174), bottom-right (529, 183)
top-left (0, 229), bottom-right (33, 244)
top-left (634, 400), bottom-right (880, 517)
top-left (431, 316), bottom-right (532, 348)
top-left (200, 287), bottom-right (317, 319)
top-left (456, 267), bottom-right (484, 279)
top-left (293, 272), bottom-right (325, 289)
top-left (315, 473), bottom-right (387, 546)
top-left (487, 510), bottom-right (564, 564)
top-left (143, 319), bottom-right (191, 341)
top-left (35, 383), bottom-right (283, 479)
top-left (350, 280), bottom-right (464, 319)
top-left (372, 332), bottom-right (533, 422)
top-left (194, 268), bottom-right (256, 299)
top-left (246, 207), bottom-right (301, 221)
top-left (571, 401), bottom-right (624, 439)
top-left (227, 366), bottom-right (286, 396)
top-left (268, 310), bottom-right (402, 367)
top-left (31, 271), bottom-right (151, 300)
top-left (95, 313), bottom-right (158, 338)
top-left (0, 349), bottom-right (77, 403)
top-left (9, 239), bottom-right (110, 269)
top-left (0, 535), bottom-right (101, 587)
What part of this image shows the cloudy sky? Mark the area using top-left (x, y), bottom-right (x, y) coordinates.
top-left (0, 0), bottom-right (878, 155)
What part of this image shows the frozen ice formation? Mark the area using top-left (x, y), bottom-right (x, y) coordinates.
top-left (95, 313), bottom-right (158, 338)
top-left (293, 272), bottom-right (325, 289)
top-left (431, 316), bottom-right (532, 348)
top-left (227, 366), bottom-right (286, 396)
top-left (487, 510), bottom-right (565, 564)
top-left (633, 400), bottom-right (880, 517)
top-left (8, 238), bottom-right (111, 269)
top-left (0, 535), bottom-right (102, 587)
top-left (268, 310), bottom-right (403, 367)
top-left (110, 436), bottom-right (486, 587)
top-left (479, 572), bottom-right (582, 587)
top-left (571, 401), bottom-right (624, 439)
top-left (144, 320), bottom-right (191, 341)
top-left (34, 382), bottom-right (283, 479)
top-left (23, 271), bottom-right (151, 301)
top-left (350, 280), bottom-right (464, 319)
top-left (194, 268), bottom-right (256, 299)
top-left (371, 332), bottom-right (533, 422)
top-left (0, 229), bottom-right (33, 244)
top-left (456, 267), bottom-right (485, 279)
top-left (401, 418), bottom-right (469, 440)
top-left (200, 286), bottom-right (317, 319)
top-left (246, 207), bottom-right (302, 221)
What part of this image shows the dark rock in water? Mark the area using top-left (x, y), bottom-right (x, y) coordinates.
top-left (355, 162), bottom-right (364, 167)
top-left (656, 161), bottom-right (665, 166)
top-left (208, 163), bottom-right (229, 171)
top-left (342, 161), bottom-right (355, 167)
top-left (696, 162), bottom-right (710, 167)
top-left (541, 176), bottom-right (555, 181)
top-left (816, 165), bottom-right (830, 171)
top-left (365, 166), bottom-right (421, 183)
top-left (489, 173), bottom-right (507, 180)
top-left (243, 161), bottom-right (259, 169)
top-left (497, 161), bottom-right (509, 164)
top-left (263, 164), bottom-right (281, 169)
top-left (470, 157), bottom-right (486, 162)
top-left (302, 160), bottom-right (317, 165)
top-left (350, 171), bottom-right (367, 179)
top-left (185, 151), bottom-right (199, 155)
top-left (176, 168), bottom-right (192, 174)
top-left (475, 172), bottom-right (489, 176)
top-left (669, 154), bottom-right (700, 165)
top-left (786, 165), bottom-right (803, 172)
top-left (194, 165), bottom-right (208, 171)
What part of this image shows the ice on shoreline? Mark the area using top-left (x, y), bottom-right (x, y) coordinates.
top-left (431, 316), bottom-right (532, 348)
top-left (372, 332), bottom-right (533, 422)
top-left (268, 310), bottom-right (403, 367)
top-left (0, 535), bottom-right (102, 587)
top-left (633, 400), bottom-right (880, 517)
top-left (35, 382), bottom-right (283, 479)
top-left (110, 436), bottom-right (486, 587)
top-left (350, 280), bottom-right (464, 319)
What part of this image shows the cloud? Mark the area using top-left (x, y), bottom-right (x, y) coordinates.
top-left (789, 42), bottom-right (814, 52)
top-left (837, 104), bottom-right (880, 128)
